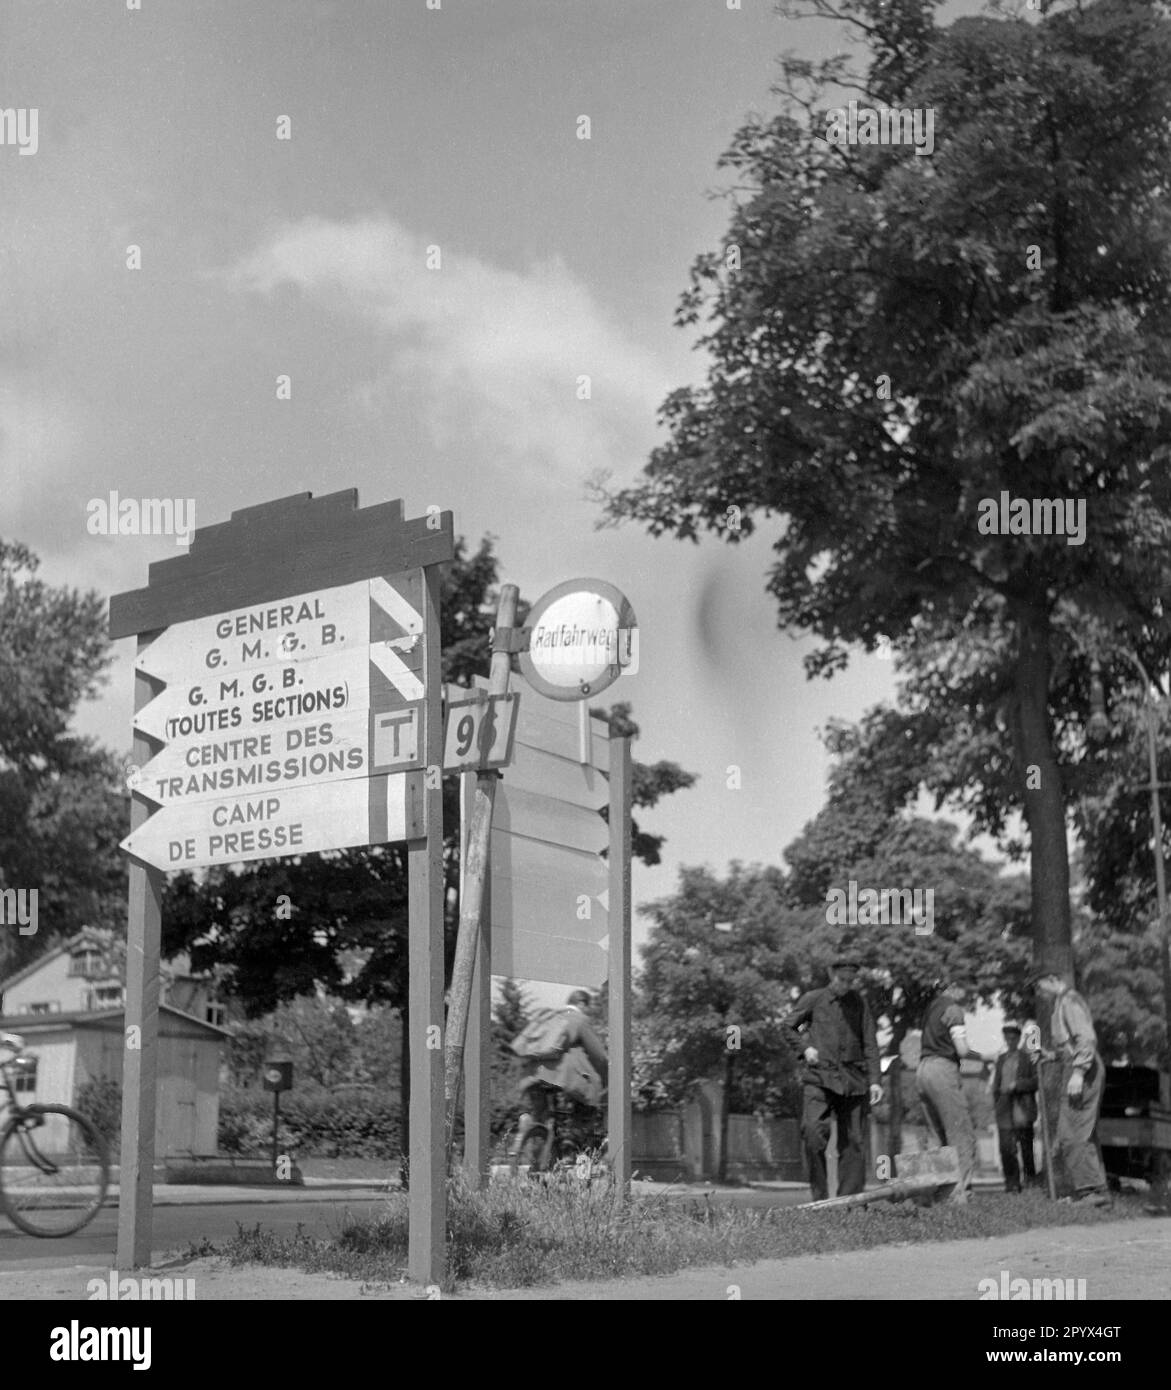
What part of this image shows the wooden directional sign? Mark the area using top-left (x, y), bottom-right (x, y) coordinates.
top-left (121, 774), bottom-right (421, 871)
top-left (125, 570), bottom-right (428, 831)
top-left (131, 705), bottom-right (425, 806)
top-left (110, 491), bottom-right (454, 1284)
top-left (134, 572), bottom-right (424, 684)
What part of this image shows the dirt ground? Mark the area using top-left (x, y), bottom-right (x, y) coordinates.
top-left (4, 1214), bottom-right (1167, 1300)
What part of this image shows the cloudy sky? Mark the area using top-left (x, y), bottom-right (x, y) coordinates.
top-left (0, 0), bottom-right (961, 979)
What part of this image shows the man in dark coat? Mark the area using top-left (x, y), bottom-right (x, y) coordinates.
top-left (992, 1022), bottom-right (1038, 1192)
top-left (782, 956), bottom-right (882, 1201)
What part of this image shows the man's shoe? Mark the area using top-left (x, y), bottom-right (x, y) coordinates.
top-left (1072, 1189), bottom-right (1112, 1208)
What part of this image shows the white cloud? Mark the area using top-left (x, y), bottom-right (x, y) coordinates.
top-left (227, 215), bottom-right (673, 481)
top-left (0, 377), bottom-right (80, 522)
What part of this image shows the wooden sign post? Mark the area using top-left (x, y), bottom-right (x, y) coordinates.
top-left (109, 491), bottom-right (453, 1284)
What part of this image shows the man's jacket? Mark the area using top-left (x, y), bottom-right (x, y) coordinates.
top-left (782, 986), bottom-right (880, 1095)
top-left (523, 1007), bottom-right (609, 1107)
top-left (992, 1049), bottom-right (1038, 1129)
top-left (1050, 987), bottom-right (1100, 1075)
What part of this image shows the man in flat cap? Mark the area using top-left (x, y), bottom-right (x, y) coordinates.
top-left (782, 955), bottom-right (882, 1202)
top-left (992, 1022), bottom-right (1038, 1193)
top-left (1028, 967), bottom-right (1110, 1206)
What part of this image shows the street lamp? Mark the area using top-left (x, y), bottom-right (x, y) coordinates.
top-left (1088, 653), bottom-right (1171, 1071)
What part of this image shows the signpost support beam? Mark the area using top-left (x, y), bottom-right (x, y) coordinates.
top-left (408, 563), bottom-right (446, 1286)
top-left (444, 584), bottom-right (519, 1152)
top-left (116, 641), bottom-right (165, 1270)
top-left (461, 772), bottom-right (492, 1190)
top-left (608, 734), bottom-right (633, 1193)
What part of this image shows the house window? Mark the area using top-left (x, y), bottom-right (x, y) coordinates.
top-left (12, 1056), bottom-right (36, 1095)
top-left (90, 985), bottom-right (124, 1009)
top-left (25, 1002), bottom-right (56, 1015)
top-left (69, 949), bottom-right (104, 978)
top-left (205, 1002), bottom-right (226, 1027)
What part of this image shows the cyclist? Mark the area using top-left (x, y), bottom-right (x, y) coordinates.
top-left (509, 990), bottom-right (609, 1159)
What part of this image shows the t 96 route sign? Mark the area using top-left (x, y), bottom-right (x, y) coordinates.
top-left (442, 691), bottom-right (518, 773)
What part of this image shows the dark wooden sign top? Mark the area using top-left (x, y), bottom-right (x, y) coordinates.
top-left (109, 490), bottom-right (455, 639)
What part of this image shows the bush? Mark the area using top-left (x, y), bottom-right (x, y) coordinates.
top-left (74, 1078), bottom-right (122, 1154)
top-left (218, 1086), bottom-right (401, 1158)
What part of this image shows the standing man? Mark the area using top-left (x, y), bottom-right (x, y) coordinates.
top-left (917, 977), bottom-right (985, 1205)
top-left (783, 955), bottom-right (882, 1202)
top-left (992, 1022), bottom-right (1038, 1193)
top-left (1028, 968), bottom-right (1110, 1206)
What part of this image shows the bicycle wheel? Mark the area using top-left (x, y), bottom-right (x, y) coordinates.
top-left (0, 1105), bottom-right (109, 1237)
top-left (511, 1125), bottom-right (551, 1177)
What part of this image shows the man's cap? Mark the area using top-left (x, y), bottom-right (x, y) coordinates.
top-left (1001, 1021), bottom-right (1023, 1034)
top-left (1024, 966), bottom-right (1064, 988)
top-left (831, 955), bottom-right (860, 970)
top-left (566, 988), bottom-right (592, 1008)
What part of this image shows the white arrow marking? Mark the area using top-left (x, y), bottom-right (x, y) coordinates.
top-left (370, 576), bottom-right (423, 636)
top-left (369, 644), bottom-right (424, 701)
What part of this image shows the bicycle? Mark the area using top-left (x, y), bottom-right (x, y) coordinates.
top-left (509, 1084), bottom-right (608, 1179)
top-left (0, 1033), bottom-right (109, 1237)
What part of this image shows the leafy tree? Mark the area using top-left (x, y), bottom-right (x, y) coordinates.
top-left (596, 0), bottom-right (1171, 985)
top-left (0, 540), bottom-right (127, 978)
top-left (637, 862), bottom-right (800, 1177)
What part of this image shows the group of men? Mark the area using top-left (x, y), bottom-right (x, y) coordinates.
top-left (782, 955), bottom-right (1110, 1206)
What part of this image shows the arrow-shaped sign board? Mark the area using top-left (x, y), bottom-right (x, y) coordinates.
top-left (121, 773), bottom-right (420, 871)
top-left (132, 641), bottom-right (423, 745)
top-left (490, 927), bottom-right (607, 989)
top-left (135, 573), bottom-right (424, 685)
top-left (131, 704), bottom-right (427, 806)
top-left (494, 783), bottom-right (608, 855)
top-left (489, 829), bottom-right (607, 942)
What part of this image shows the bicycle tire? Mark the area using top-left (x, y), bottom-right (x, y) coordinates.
top-left (511, 1125), bottom-right (551, 1177)
top-left (0, 1105), bottom-right (109, 1237)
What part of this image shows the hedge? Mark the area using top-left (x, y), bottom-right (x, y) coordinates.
top-left (218, 1086), bottom-right (402, 1159)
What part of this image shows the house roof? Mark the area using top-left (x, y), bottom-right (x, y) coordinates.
top-left (0, 928), bottom-right (108, 993)
top-left (0, 929), bottom-right (210, 996)
top-left (0, 1002), bottom-right (231, 1040)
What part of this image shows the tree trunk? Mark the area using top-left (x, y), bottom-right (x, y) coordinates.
top-left (1012, 602), bottom-right (1073, 981)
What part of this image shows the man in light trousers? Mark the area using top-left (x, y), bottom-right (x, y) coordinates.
top-left (1028, 967), bottom-right (1110, 1206)
top-left (917, 977), bottom-right (986, 1204)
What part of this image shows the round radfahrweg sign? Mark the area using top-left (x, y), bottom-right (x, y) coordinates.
top-left (519, 578), bottom-right (637, 702)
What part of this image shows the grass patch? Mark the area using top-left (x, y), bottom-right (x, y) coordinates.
top-left (217, 1173), bottom-right (1151, 1293)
